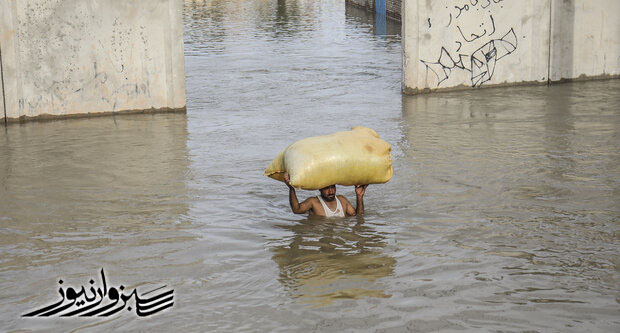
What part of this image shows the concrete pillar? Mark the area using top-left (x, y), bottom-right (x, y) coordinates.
top-left (0, 0), bottom-right (186, 122)
top-left (0, 46), bottom-right (5, 121)
top-left (402, 0), bottom-right (619, 94)
top-left (550, 0), bottom-right (620, 81)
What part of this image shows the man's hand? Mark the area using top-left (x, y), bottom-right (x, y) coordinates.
top-left (283, 173), bottom-right (293, 188)
top-left (351, 184), bottom-right (368, 216)
top-left (355, 184), bottom-right (368, 197)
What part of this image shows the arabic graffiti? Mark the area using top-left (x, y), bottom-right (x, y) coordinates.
top-left (470, 28), bottom-right (517, 86)
top-left (453, 0), bottom-right (506, 19)
top-left (420, 0), bottom-right (516, 87)
top-left (22, 269), bottom-right (174, 318)
top-left (457, 14), bottom-right (496, 42)
top-left (421, 28), bottom-right (517, 87)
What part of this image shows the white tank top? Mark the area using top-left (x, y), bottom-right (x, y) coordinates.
top-left (316, 195), bottom-right (345, 217)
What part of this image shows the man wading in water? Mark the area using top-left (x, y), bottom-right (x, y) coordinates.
top-left (283, 173), bottom-right (368, 217)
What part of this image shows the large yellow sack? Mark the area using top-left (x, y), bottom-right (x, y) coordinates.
top-left (264, 127), bottom-right (393, 190)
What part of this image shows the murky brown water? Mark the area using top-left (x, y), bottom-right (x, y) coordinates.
top-left (2, 0), bottom-right (619, 331)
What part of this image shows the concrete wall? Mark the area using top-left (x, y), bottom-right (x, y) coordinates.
top-left (550, 0), bottom-right (620, 81)
top-left (0, 0), bottom-right (186, 122)
top-left (402, 0), bottom-right (619, 94)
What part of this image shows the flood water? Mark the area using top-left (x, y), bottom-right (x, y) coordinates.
top-left (1, 0), bottom-right (619, 331)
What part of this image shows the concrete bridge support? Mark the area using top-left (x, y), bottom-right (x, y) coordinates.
top-left (402, 0), bottom-right (619, 94)
top-left (0, 0), bottom-right (186, 123)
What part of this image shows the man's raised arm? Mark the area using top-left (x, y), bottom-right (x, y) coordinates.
top-left (343, 184), bottom-right (368, 216)
top-left (354, 184), bottom-right (368, 216)
top-left (284, 173), bottom-right (312, 214)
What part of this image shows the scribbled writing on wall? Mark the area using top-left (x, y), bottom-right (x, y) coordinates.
top-left (419, 0), bottom-right (518, 87)
top-left (421, 28), bottom-right (517, 87)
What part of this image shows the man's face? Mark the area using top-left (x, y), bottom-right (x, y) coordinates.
top-left (319, 185), bottom-right (336, 201)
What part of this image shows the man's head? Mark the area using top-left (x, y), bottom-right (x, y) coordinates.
top-left (319, 185), bottom-right (336, 201)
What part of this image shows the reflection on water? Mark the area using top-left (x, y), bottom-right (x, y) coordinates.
top-left (255, 0), bottom-right (304, 38)
top-left (345, 4), bottom-right (401, 36)
top-left (271, 217), bottom-right (394, 307)
top-left (183, 0), bottom-right (226, 55)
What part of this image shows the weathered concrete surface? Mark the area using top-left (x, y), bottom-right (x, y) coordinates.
top-left (0, 0), bottom-right (186, 122)
top-left (550, 0), bottom-right (620, 81)
top-left (0, 46), bottom-right (5, 120)
top-left (402, 0), bottom-right (619, 94)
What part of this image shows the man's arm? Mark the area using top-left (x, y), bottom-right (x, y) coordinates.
top-left (342, 185), bottom-right (368, 216)
top-left (284, 173), bottom-right (313, 214)
top-left (354, 184), bottom-right (368, 216)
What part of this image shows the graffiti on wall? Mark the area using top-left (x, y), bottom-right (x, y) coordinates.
top-left (420, 0), bottom-right (518, 87)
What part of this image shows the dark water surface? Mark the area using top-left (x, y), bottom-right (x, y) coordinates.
top-left (1, 0), bottom-right (619, 331)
